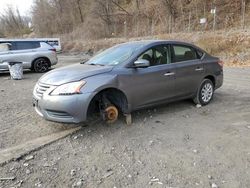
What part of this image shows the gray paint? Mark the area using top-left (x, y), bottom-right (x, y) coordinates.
top-left (33, 40), bottom-right (223, 123)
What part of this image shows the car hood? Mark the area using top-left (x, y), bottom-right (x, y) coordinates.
top-left (39, 63), bottom-right (113, 85)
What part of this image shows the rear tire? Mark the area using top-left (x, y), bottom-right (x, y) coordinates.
top-left (193, 79), bottom-right (214, 106)
top-left (33, 58), bottom-right (50, 73)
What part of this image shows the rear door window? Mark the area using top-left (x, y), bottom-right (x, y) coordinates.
top-left (172, 45), bottom-right (198, 63)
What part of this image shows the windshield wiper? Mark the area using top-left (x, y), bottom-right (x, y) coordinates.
top-left (88, 63), bottom-right (105, 66)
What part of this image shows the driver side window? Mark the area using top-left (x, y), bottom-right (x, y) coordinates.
top-left (138, 45), bottom-right (170, 66)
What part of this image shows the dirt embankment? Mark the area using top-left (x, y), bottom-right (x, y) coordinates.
top-left (62, 29), bottom-right (250, 67)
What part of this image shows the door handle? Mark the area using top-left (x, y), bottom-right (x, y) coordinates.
top-left (164, 72), bottom-right (175, 76)
top-left (195, 67), bottom-right (204, 71)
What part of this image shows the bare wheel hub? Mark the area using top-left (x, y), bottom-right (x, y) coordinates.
top-left (104, 106), bottom-right (118, 124)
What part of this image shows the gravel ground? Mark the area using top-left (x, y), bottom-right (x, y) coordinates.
top-left (0, 54), bottom-right (250, 188)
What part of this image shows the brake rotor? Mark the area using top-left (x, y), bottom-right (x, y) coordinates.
top-left (104, 105), bottom-right (118, 124)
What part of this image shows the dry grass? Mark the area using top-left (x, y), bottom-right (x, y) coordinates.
top-left (62, 29), bottom-right (250, 67)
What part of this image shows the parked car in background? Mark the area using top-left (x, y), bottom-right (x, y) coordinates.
top-left (33, 40), bottom-right (223, 124)
top-left (0, 38), bottom-right (61, 52)
top-left (36, 38), bottom-right (61, 52)
top-left (0, 40), bottom-right (58, 73)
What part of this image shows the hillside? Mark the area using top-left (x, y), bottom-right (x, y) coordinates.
top-left (0, 0), bottom-right (250, 66)
top-left (31, 0), bottom-right (250, 40)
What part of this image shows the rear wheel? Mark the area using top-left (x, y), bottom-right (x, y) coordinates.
top-left (33, 58), bottom-right (50, 73)
top-left (193, 79), bottom-right (214, 106)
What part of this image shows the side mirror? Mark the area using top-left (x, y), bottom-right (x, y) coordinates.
top-left (134, 59), bottom-right (150, 68)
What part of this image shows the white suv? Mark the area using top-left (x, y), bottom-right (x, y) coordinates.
top-left (0, 40), bottom-right (58, 73)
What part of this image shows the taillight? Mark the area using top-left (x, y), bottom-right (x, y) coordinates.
top-left (217, 60), bottom-right (224, 68)
top-left (49, 48), bottom-right (56, 52)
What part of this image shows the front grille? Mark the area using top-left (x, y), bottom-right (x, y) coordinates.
top-left (35, 82), bottom-right (51, 98)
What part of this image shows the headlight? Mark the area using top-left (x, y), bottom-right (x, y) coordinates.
top-left (50, 81), bottom-right (86, 95)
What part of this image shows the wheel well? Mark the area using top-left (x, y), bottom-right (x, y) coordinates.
top-left (31, 57), bottom-right (51, 69)
top-left (87, 88), bottom-right (128, 118)
top-left (204, 75), bottom-right (215, 86)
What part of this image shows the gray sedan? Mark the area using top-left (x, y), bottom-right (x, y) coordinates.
top-left (33, 40), bottom-right (223, 124)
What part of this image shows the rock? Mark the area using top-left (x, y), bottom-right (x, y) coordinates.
top-left (16, 180), bottom-right (23, 187)
top-left (107, 168), bottom-right (112, 172)
top-left (26, 169), bottom-right (31, 174)
top-left (193, 149), bottom-right (198, 153)
top-left (211, 183), bottom-right (218, 188)
top-left (92, 165), bottom-right (97, 171)
top-left (208, 175), bottom-right (212, 179)
top-left (70, 169), bottom-right (76, 176)
top-left (72, 179), bottom-right (83, 187)
top-left (35, 182), bottom-right (42, 187)
top-left (150, 115), bottom-right (153, 119)
top-left (76, 180), bottom-right (83, 186)
top-left (196, 104), bottom-right (202, 108)
top-left (149, 140), bottom-right (154, 146)
top-left (10, 167), bottom-right (15, 171)
top-left (128, 174), bottom-right (132, 178)
top-left (73, 135), bottom-right (78, 140)
top-left (25, 155), bottom-right (34, 161)
top-left (150, 178), bottom-right (159, 182)
top-left (247, 125), bottom-right (250, 129)
top-left (23, 163), bottom-right (29, 167)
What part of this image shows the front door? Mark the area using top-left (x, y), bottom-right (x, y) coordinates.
top-left (119, 45), bottom-right (176, 109)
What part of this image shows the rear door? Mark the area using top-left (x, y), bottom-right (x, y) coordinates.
top-left (171, 44), bottom-right (205, 97)
top-left (10, 41), bottom-right (40, 68)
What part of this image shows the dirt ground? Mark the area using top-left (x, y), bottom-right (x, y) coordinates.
top-left (0, 54), bottom-right (250, 188)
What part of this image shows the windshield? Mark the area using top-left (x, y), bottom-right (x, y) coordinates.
top-left (86, 43), bottom-right (144, 66)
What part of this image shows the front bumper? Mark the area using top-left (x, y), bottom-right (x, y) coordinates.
top-left (33, 91), bottom-right (96, 123)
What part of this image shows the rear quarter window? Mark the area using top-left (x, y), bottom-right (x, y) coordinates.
top-left (196, 49), bottom-right (204, 59)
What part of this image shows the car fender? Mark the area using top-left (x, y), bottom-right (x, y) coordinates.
top-left (81, 73), bottom-right (131, 110)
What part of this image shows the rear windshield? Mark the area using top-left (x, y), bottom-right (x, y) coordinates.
top-left (86, 43), bottom-right (145, 66)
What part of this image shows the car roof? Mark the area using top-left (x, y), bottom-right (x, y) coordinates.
top-left (122, 39), bottom-right (196, 46)
top-left (119, 40), bottom-right (205, 54)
